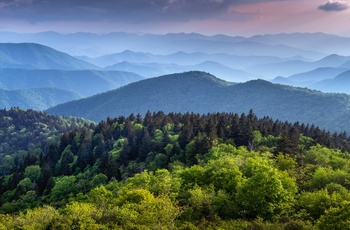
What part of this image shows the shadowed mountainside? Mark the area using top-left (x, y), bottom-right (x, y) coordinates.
top-left (46, 71), bottom-right (350, 132)
top-left (0, 68), bottom-right (144, 97)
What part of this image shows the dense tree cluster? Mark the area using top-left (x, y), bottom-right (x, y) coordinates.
top-left (0, 108), bottom-right (92, 156)
top-left (1, 109), bottom-right (350, 228)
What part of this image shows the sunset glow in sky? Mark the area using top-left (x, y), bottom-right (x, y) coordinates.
top-left (0, 0), bottom-right (349, 36)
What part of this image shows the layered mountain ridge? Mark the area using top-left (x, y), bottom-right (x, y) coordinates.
top-left (46, 71), bottom-right (350, 133)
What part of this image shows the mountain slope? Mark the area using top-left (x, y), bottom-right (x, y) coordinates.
top-left (309, 70), bottom-right (350, 94)
top-left (0, 69), bottom-right (144, 97)
top-left (81, 50), bottom-right (306, 69)
top-left (46, 71), bottom-right (350, 132)
top-left (316, 54), bottom-right (350, 66)
top-left (288, 67), bottom-right (348, 82)
top-left (271, 67), bottom-right (349, 88)
top-left (246, 54), bottom-right (350, 78)
top-left (0, 43), bottom-right (99, 70)
top-left (339, 60), bottom-right (350, 68)
top-left (105, 61), bottom-right (254, 82)
top-left (46, 71), bottom-right (233, 120)
top-left (0, 88), bottom-right (80, 110)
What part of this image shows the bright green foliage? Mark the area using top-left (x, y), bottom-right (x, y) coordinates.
top-left (317, 201), bottom-right (350, 230)
top-left (24, 165), bottom-right (41, 182)
top-left (297, 184), bottom-right (350, 222)
top-left (116, 189), bottom-right (154, 206)
top-left (310, 167), bottom-right (350, 190)
top-left (152, 129), bottom-right (164, 143)
top-left (121, 169), bottom-right (181, 200)
top-left (12, 206), bottom-right (59, 230)
top-left (177, 164), bottom-right (206, 189)
top-left (204, 157), bottom-right (243, 193)
top-left (114, 189), bottom-right (180, 229)
top-left (109, 138), bottom-right (128, 157)
top-left (297, 189), bottom-right (335, 221)
top-left (89, 185), bottom-right (113, 206)
top-left (251, 130), bottom-right (279, 151)
top-left (274, 153), bottom-right (297, 175)
top-left (17, 178), bottom-right (33, 192)
top-left (50, 176), bottom-right (78, 204)
top-left (186, 185), bottom-right (218, 222)
top-left (55, 202), bottom-right (104, 229)
top-left (204, 143), bottom-right (238, 161)
top-left (135, 195), bottom-right (181, 229)
top-left (114, 189), bottom-right (181, 229)
top-left (236, 158), bottom-right (297, 220)
top-left (0, 214), bottom-right (14, 229)
top-left (299, 135), bottom-right (314, 151)
top-left (304, 144), bottom-right (350, 169)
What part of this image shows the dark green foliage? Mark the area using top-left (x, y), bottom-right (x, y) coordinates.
top-left (0, 108), bottom-right (91, 157)
top-left (275, 127), bottom-right (301, 157)
top-left (0, 108), bottom-right (92, 203)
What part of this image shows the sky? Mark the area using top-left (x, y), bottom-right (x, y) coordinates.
top-left (0, 0), bottom-right (349, 36)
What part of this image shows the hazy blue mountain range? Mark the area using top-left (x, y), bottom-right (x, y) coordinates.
top-left (288, 67), bottom-right (348, 82)
top-left (104, 60), bottom-right (255, 82)
top-left (0, 88), bottom-right (80, 110)
top-left (0, 43), bottom-right (99, 70)
top-left (0, 68), bottom-right (143, 97)
top-left (0, 32), bottom-right (329, 59)
top-left (248, 33), bottom-right (350, 56)
top-left (272, 67), bottom-right (349, 87)
top-left (77, 50), bottom-right (297, 69)
top-left (46, 71), bottom-right (350, 133)
top-left (308, 70), bottom-right (350, 94)
top-left (246, 54), bottom-right (350, 79)
top-left (339, 60), bottom-right (350, 68)
top-left (0, 33), bottom-right (349, 95)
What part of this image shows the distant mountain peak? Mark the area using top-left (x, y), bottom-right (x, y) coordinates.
top-left (158, 71), bottom-right (233, 86)
top-left (243, 78), bottom-right (272, 85)
top-left (0, 42), bottom-right (99, 70)
top-left (319, 54), bottom-right (346, 61)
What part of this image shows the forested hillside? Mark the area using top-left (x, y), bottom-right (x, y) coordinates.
top-left (47, 71), bottom-right (350, 133)
top-left (0, 108), bottom-right (93, 172)
top-left (1, 110), bottom-right (350, 229)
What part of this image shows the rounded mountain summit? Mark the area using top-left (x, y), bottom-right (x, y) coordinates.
top-left (46, 71), bottom-right (350, 133)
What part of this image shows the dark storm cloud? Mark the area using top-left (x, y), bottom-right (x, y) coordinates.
top-left (0, 0), bottom-right (288, 22)
top-left (318, 0), bottom-right (349, 12)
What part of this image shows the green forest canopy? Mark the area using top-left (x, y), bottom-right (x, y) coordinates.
top-left (1, 109), bottom-right (350, 229)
